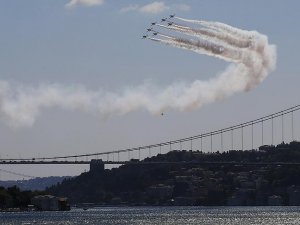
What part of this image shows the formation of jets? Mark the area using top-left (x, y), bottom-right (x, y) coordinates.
top-left (142, 14), bottom-right (175, 39)
top-left (142, 30), bottom-right (159, 39)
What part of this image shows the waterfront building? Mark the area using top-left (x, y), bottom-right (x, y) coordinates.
top-left (31, 195), bottom-right (70, 211)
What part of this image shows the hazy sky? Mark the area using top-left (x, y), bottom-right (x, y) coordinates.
top-left (0, 0), bottom-right (300, 180)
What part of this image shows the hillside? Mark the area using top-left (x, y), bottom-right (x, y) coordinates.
top-left (48, 141), bottom-right (300, 206)
top-left (0, 176), bottom-right (70, 191)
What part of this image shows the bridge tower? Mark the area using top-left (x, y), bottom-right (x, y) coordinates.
top-left (90, 159), bottom-right (104, 172)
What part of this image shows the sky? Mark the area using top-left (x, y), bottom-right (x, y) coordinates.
top-left (0, 0), bottom-right (300, 180)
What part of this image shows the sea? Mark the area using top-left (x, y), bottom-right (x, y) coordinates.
top-left (1, 206), bottom-right (300, 225)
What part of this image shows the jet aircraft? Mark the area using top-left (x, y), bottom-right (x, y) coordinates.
top-left (161, 18), bottom-right (167, 22)
top-left (142, 35), bottom-right (148, 39)
top-left (147, 28), bottom-right (153, 32)
top-left (167, 22), bottom-right (173, 26)
top-left (151, 22), bottom-right (156, 26)
top-left (169, 14), bottom-right (175, 18)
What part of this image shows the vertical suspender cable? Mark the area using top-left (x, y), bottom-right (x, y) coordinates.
top-left (201, 135), bottom-right (203, 152)
top-left (221, 131), bottom-right (223, 152)
top-left (262, 121), bottom-right (264, 146)
top-left (272, 116), bottom-right (274, 145)
top-left (282, 114), bottom-right (284, 143)
top-left (292, 111), bottom-right (294, 141)
top-left (231, 129), bottom-right (234, 150)
top-left (251, 123), bottom-right (254, 150)
top-left (210, 133), bottom-right (213, 152)
top-left (241, 126), bottom-right (244, 151)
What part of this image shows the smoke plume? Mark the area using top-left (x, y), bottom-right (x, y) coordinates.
top-left (0, 17), bottom-right (276, 128)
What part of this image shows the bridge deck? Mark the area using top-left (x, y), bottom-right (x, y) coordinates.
top-left (1, 160), bottom-right (300, 166)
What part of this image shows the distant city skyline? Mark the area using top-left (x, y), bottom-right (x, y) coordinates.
top-left (0, 0), bottom-right (299, 180)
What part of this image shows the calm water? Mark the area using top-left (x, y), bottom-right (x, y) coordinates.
top-left (1, 207), bottom-right (300, 225)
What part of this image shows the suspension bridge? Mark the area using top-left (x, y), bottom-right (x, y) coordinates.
top-left (0, 104), bottom-right (299, 169)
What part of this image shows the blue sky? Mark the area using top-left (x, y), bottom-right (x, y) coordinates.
top-left (0, 0), bottom-right (300, 180)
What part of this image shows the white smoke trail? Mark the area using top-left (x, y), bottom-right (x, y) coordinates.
top-left (154, 19), bottom-right (276, 89)
top-left (157, 23), bottom-right (190, 31)
top-left (149, 37), bottom-right (213, 59)
top-left (175, 16), bottom-right (256, 40)
top-left (151, 37), bottom-right (242, 63)
top-left (0, 19), bottom-right (276, 128)
top-left (155, 32), bottom-right (175, 40)
top-left (158, 22), bottom-right (252, 49)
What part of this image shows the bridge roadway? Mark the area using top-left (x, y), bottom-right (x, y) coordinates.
top-left (1, 160), bottom-right (300, 166)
